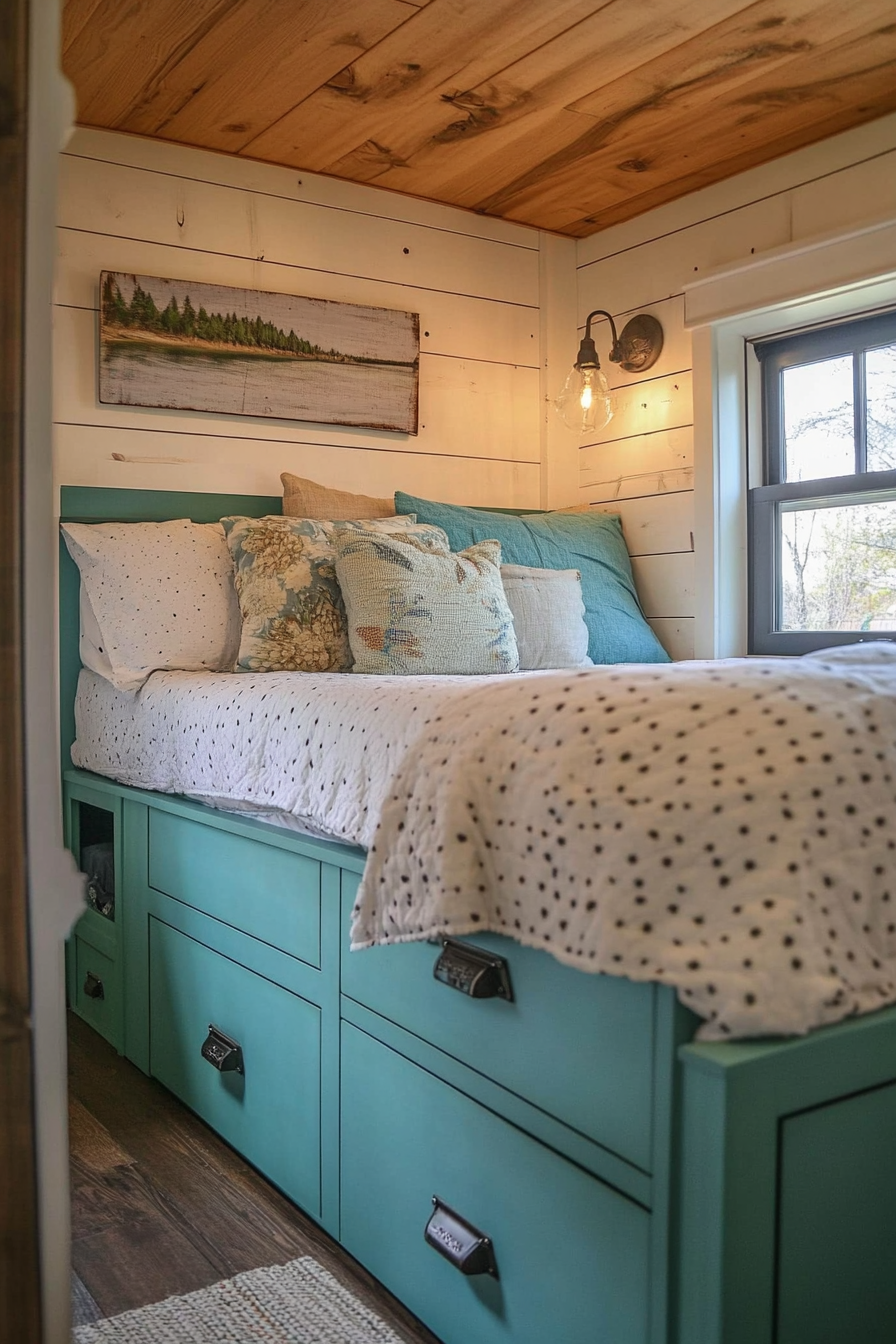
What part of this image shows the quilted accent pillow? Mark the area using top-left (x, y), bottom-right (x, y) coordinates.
top-left (281, 472), bottom-right (394, 520)
top-left (501, 565), bottom-right (592, 670)
top-left (395, 492), bottom-right (670, 665)
top-left (221, 515), bottom-right (449, 673)
top-left (61, 520), bottom-right (241, 690)
top-left (334, 531), bottom-right (519, 675)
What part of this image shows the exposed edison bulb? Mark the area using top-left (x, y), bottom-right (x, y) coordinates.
top-left (554, 364), bottom-right (613, 435)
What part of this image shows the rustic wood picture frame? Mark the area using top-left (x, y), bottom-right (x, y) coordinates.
top-left (99, 271), bottom-right (420, 434)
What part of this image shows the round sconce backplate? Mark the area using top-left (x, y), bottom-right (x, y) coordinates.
top-left (618, 314), bottom-right (663, 373)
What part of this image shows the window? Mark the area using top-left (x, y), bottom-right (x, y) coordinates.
top-left (749, 310), bottom-right (896, 654)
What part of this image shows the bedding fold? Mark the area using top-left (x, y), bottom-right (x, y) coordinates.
top-left (353, 645), bottom-right (896, 1040)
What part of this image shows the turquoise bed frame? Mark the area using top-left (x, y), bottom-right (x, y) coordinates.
top-left (61, 486), bottom-right (896, 1344)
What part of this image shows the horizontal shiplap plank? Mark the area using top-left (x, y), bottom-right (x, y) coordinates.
top-left (581, 465), bottom-right (694, 505)
top-left (54, 422), bottom-right (541, 507)
top-left (56, 231), bottom-right (540, 368)
top-left (574, 295), bottom-right (691, 391)
top-left (54, 306), bottom-right (541, 463)
top-left (583, 371), bottom-right (693, 450)
top-left (576, 194), bottom-right (793, 314)
top-left (575, 111), bottom-right (896, 267)
top-left (590, 491), bottom-right (694, 558)
top-left (64, 129), bottom-right (540, 250)
top-left (579, 426), bottom-right (694, 496)
top-left (58, 155), bottom-right (540, 306)
top-left (790, 147), bottom-right (896, 243)
top-left (648, 617), bottom-right (695, 661)
top-left (631, 552), bottom-right (695, 619)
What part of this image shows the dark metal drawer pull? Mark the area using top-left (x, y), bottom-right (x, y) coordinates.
top-left (425, 1197), bottom-right (498, 1278)
top-left (201, 1024), bottom-right (244, 1074)
top-left (83, 972), bottom-right (104, 1001)
top-left (433, 937), bottom-right (513, 1001)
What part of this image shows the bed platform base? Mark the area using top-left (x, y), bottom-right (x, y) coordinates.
top-left (61, 488), bottom-right (896, 1344)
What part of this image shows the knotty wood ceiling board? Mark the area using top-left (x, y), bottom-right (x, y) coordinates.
top-left (62, 0), bottom-right (896, 237)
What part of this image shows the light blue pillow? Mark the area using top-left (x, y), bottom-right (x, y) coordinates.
top-left (394, 493), bottom-right (670, 665)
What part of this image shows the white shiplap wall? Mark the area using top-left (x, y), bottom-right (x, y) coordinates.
top-left (575, 112), bottom-right (896, 661)
top-left (55, 130), bottom-right (575, 509)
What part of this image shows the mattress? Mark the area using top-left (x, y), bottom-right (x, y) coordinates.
top-left (72, 667), bottom-right (548, 847)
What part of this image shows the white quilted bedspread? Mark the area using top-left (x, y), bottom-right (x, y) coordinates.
top-left (73, 668), bottom-right (524, 846)
top-left (353, 645), bottom-right (896, 1039)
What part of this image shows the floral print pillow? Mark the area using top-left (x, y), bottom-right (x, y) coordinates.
top-left (333, 531), bottom-right (519, 675)
top-left (221, 515), bottom-right (449, 673)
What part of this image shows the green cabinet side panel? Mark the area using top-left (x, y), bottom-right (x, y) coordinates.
top-left (149, 809), bottom-right (321, 968)
top-left (341, 1022), bottom-right (650, 1344)
top-left (777, 1082), bottom-right (896, 1344)
top-left (341, 874), bottom-right (656, 1172)
top-left (149, 917), bottom-right (322, 1218)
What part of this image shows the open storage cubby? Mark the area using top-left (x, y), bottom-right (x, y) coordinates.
top-left (65, 782), bottom-right (124, 1050)
top-left (76, 800), bottom-right (115, 920)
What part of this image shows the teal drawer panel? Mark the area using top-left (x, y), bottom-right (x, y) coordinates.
top-left (341, 1023), bottom-right (649, 1344)
top-left (149, 918), bottom-right (321, 1217)
top-left (73, 937), bottom-right (121, 1050)
top-left (777, 1081), bottom-right (896, 1344)
top-left (341, 876), bottom-right (655, 1171)
top-left (149, 810), bottom-right (321, 968)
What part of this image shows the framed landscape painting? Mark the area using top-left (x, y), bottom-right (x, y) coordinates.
top-left (99, 271), bottom-right (420, 434)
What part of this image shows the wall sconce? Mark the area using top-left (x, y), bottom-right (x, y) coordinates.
top-left (555, 310), bottom-right (663, 436)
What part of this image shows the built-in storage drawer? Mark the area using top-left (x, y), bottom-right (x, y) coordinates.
top-left (341, 877), bottom-right (655, 1171)
top-left (776, 1081), bottom-right (896, 1344)
top-left (148, 810), bottom-right (321, 968)
top-left (149, 918), bottom-right (321, 1217)
top-left (341, 1023), bottom-right (649, 1344)
top-left (73, 937), bottom-right (120, 1049)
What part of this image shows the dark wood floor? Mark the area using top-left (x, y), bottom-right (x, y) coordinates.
top-left (68, 1013), bottom-right (440, 1340)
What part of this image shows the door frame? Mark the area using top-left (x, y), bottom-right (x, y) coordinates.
top-left (0, 0), bottom-right (43, 1335)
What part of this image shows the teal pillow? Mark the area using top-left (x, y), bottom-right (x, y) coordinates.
top-left (394, 493), bottom-right (670, 665)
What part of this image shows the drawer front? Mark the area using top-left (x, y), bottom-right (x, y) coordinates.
top-left (73, 938), bottom-right (121, 1049)
top-left (149, 918), bottom-right (321, 1216)
top-left (341, 877), bottom-right (655, 1170)
top-left (341, 1024), bottom-right (649, 1344)
top-left (777, 1082), bottom-right (896, 1344)
top-left (149, 810), bottom-right (321, 968)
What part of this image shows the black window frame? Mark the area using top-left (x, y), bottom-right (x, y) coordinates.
top-left (748, 309), bottom-right (896, 655)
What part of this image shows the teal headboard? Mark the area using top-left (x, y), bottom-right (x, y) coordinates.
top-left (59, 486), bottom-right (282, 768)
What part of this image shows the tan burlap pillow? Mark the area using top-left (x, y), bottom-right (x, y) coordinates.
top-left (280, 472), bottom-right (394, 520)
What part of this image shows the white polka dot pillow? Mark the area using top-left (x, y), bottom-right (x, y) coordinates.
top-left (500, 564), bottom-right (592, 670)
top-left (334, 530), bottom-right (519, 675)
top-left (61, 520), bottom-right (242, 691)
top-left (221, 515), bottom-right (450, 673)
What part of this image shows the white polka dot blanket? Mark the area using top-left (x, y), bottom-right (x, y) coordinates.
top-left (354, 645), bottom-right (896, 1040)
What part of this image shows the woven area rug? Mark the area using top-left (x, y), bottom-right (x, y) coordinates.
top-left (72, 1256), bottom-right (407, 1343)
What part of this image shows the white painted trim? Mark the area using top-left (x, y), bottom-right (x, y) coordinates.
top-left (684, 217), bottom-right (896, 328)
top-left (25, 3), bottom-right (86, 1342)
top-left (690, 239), bottom-right (896, 657)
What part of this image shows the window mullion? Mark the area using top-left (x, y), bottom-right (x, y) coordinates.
top-left (855, 348), bottom-right (867, 474)
top-left (762, 356), bottom-right (784, 486)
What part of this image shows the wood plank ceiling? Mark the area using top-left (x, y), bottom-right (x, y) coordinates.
top-left (62, 0), bottom-right (896, 237)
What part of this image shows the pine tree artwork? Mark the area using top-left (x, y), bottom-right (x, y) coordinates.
top-left (98, 271), bottom-right (420, 433)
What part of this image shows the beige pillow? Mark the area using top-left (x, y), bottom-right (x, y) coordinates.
top-left (500, 565), bottom-right (592, 670)
top-left (334, 531), bottom-right (519, 676)
top-left (281, 472), bottom-right (394, 520)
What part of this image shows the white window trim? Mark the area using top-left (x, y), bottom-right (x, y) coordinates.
top-left (684, 217), bottom-right (896, 658)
